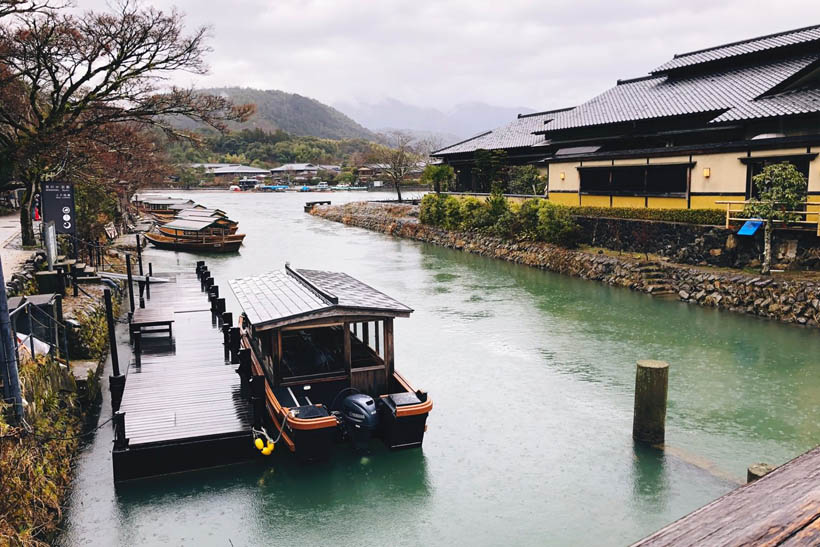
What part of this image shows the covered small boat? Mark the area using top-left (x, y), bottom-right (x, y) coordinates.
top-left (145, 218), bottom-right (245, 253)
top-left (230, 264), bottom-right (432, 461)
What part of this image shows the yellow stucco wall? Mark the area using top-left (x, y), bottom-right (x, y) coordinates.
top-left (612, 196), bottom-right (645, 208)
top-left (689, 195), bottom-right (730, 210)
top-left (580, 195), bottom-right (611, 207)
top-left (647, 197), bottom-right (688, 209)
top-left (547, 193), bottom-right (578, 206)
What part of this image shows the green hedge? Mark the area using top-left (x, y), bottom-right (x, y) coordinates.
top-left (419, 195), bottom-right (725, 247)
top-left (420, 194), bottom-right (581, 247)
top-left (563, 205), bottom-right (724, 225)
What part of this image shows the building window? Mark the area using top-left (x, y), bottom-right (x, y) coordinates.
top-left (743, 156), bottom-right (813, 199)
top-left (579, 163), bottom-right (689, 196)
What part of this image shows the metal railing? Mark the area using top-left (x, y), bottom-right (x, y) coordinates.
top-left (716, 200), bottom-right (820, 236)
top-left (8, 298), bottom-right (70, 365)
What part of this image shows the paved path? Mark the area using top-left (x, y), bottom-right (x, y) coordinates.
top-left (0, 213), bottom-right (36, 281)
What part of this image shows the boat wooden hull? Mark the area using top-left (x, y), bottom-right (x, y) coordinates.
top-left (240, 330), bottom-right (431, 461)
top-left (159, 225), bottom-right (239, 237)
top-left (143, 232), bottom-right (243, 253)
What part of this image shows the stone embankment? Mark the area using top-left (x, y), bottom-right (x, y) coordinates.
top-left (310, 202), bottom-right (820, 328)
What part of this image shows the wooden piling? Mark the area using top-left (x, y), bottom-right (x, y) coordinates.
top-left (632, 360), bottom-right (669, 444)
top-left (229, 327), bottom-right (240, 364)
top-left (126, 254), bottom-right (135, 314)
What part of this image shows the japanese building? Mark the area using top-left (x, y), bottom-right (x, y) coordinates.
top-left (434, 25), bottom-right (820, 210)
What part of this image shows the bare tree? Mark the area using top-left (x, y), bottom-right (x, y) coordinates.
top-left (370, 131), bottom-right (423, 202)
top-left (0, 0), bottom-right (66, 19)
top-left (0, 1), bottom-right (254, 244)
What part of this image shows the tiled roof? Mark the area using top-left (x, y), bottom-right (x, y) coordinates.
top-left (271, 163), bottom-right (318, 171)
top-left (161, 218), bottom-right (215, 231)
top-left (542, 55), bottom-right (819, 132)
top-left (230, 266), bottom-right (412, 329)
top-left (653, 25), bottom-right (820, 73)
top-left (711, 87), bottom-right (820, 122)
top-left (211, 165), bottom-right (270, 175)
top-left (433, 110), bottom-right (569, 156)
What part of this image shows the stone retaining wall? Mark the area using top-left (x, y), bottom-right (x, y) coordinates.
top-left (310, 202), bottom-right (820, 328)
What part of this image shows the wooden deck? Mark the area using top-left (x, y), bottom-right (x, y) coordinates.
top-left (113, 272), bottom-right (257, 481)
top-left (634, 445), bottom-right (820, 546)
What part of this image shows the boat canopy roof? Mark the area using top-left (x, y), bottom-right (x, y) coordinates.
top-left (161, 218), bottom-right (216, 231)
top-left (143, 198), bottom-right (194, 206)
top-left (229, 264), bottom-right (413, 330)
top-left (176, 208), bottom-right (229, 218)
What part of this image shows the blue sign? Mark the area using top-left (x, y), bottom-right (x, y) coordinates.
top-left (737, 220), bottom-right (763, 236)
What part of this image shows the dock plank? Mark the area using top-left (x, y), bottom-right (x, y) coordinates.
top-left (633, 445), bottom-right (820, 546)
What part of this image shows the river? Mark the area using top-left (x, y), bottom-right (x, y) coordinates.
top-left (58, 190), bottom-right (820, 546)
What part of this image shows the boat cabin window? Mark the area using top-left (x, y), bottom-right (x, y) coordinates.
top-left (280, 327), bottom-right (346, 378)
top-left (349, 320), bottom-right (384, 367)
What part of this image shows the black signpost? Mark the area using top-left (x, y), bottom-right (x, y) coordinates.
top-left (41, 182), bottom-right (77, 235)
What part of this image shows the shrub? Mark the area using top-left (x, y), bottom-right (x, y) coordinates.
top-left (492, 209), bottom-right (521, 239)
top-left (537, 202), bottom-right (581, 248)
top-left (459, 196), bottom-right (488, 230)
top-left (442, 196), bottom-right (464, 230)
top-left (518, 199), bottom-right (543, 237)
top-left (419, 194), bottom-right (447, 226)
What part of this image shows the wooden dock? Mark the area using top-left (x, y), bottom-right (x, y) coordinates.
top-left (634, 445), bottom-right (820, 546)
top-left (112, 271), bottom-right (257, 481)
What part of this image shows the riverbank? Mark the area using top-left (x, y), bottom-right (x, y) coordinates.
top-left (0, 226), bottom-right (126, 545)
top-left (310, 201), bottom-right (820, 328)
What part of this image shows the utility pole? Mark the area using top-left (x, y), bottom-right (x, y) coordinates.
top-left (0, 255), bottom-right (23, 423)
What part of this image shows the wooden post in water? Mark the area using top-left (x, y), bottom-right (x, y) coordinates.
top-left (229, 327), bottom-right (240, 364)
top-left (222, 313), bottom-right (232, 361)
top-left (105, 288), bottom-right (125, 412)
top-left (136, 234), bottom-right (143, 276)
top-left (125, 254), bottom-right (135, 315)
top-left (632, 360), bottom-right (669, 444)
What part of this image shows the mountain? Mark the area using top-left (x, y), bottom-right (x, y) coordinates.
top-left (174, 87), bottom-right (379, 141)
top-left (334, 98), bottom-right (536, 140)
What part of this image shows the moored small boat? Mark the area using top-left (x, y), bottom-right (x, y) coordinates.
top-left (230, 264), bottom-right (432, 461)
top-left (143, 231), bottom-right (244, 253)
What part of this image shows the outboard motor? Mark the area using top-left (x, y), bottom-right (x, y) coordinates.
top-left (341, 393), bottom-right (380, 450)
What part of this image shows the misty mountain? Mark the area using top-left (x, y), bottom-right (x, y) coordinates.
top-left (334, 98), bottom-right (536, 140)
top-left (173, 87), bottom-right (379, 141)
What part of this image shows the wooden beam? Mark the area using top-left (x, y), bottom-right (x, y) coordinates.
top-left (274, 330), bottom-right (282, 387)
top-left (362, 321), bottom-right (370, 348)
top-left (343, 322), bottom-right (351, 377)
top-left (384, 318), bottom-right (394, 388)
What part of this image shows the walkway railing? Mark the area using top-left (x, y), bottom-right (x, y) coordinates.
top-left (8, 298), bottom-right (70, 364)
top-left (716, 200), bottom-right (820, 236)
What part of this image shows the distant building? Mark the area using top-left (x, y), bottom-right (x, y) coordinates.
top-left (435, 25), bottom-right (820, 210)
top-left (189, 163), bottom-right (270, 181)
top-left (270, 163), bottom-right (320, 182)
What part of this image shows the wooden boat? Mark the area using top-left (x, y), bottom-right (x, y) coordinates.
top-left (230, 264), bottom-right (432, 461)
top-left (143, 232), bottom-right (244, 253)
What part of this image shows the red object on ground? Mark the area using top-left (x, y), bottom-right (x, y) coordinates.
top-left (34, 207), bottom-right (40, 221)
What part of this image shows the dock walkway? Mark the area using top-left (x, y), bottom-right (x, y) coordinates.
top-left (634, 445), bottom-right (820, 546)
top-left (112, 271), bottom-right (256, 481)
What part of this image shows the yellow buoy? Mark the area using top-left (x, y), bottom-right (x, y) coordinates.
top-left (267, 441), bottom-right (275, 453)
top-left (254, 437), bottom-right (264, 450)
top-left (261, 445), bottom-right (272, 456)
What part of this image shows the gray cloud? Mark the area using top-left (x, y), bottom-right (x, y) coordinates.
top-left (79, 0), bottom-right (820, 111)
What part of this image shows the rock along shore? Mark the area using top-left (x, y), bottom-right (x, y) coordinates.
top-left (310, 201), bottom-right (820, 329)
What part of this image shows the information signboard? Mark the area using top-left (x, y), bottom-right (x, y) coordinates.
top-left (41, 182), bottom-right (76, 234)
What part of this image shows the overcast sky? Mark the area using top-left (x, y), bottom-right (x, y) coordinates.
top-left (83, 0), bottom-right (820, 111)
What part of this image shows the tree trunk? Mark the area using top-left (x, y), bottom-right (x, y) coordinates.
top-left (761, 219), bottom-right (772, 275)
top-left (19, 182), bottom-right (35, 247)
top-left (395, 179), bottom-right (403, 203)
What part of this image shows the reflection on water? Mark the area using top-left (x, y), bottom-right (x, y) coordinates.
top-left (59, 191), bottom-right (820, 546)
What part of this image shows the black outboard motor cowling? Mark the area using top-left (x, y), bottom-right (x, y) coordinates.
top-left (341, 393), bottom-right (380, 450)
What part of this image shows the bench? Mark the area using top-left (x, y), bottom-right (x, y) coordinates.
top-left (130, 307), bottom-right (174, 339)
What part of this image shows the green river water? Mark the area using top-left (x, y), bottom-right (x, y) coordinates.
top-left (58, 191), bottom-right (819, 546)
